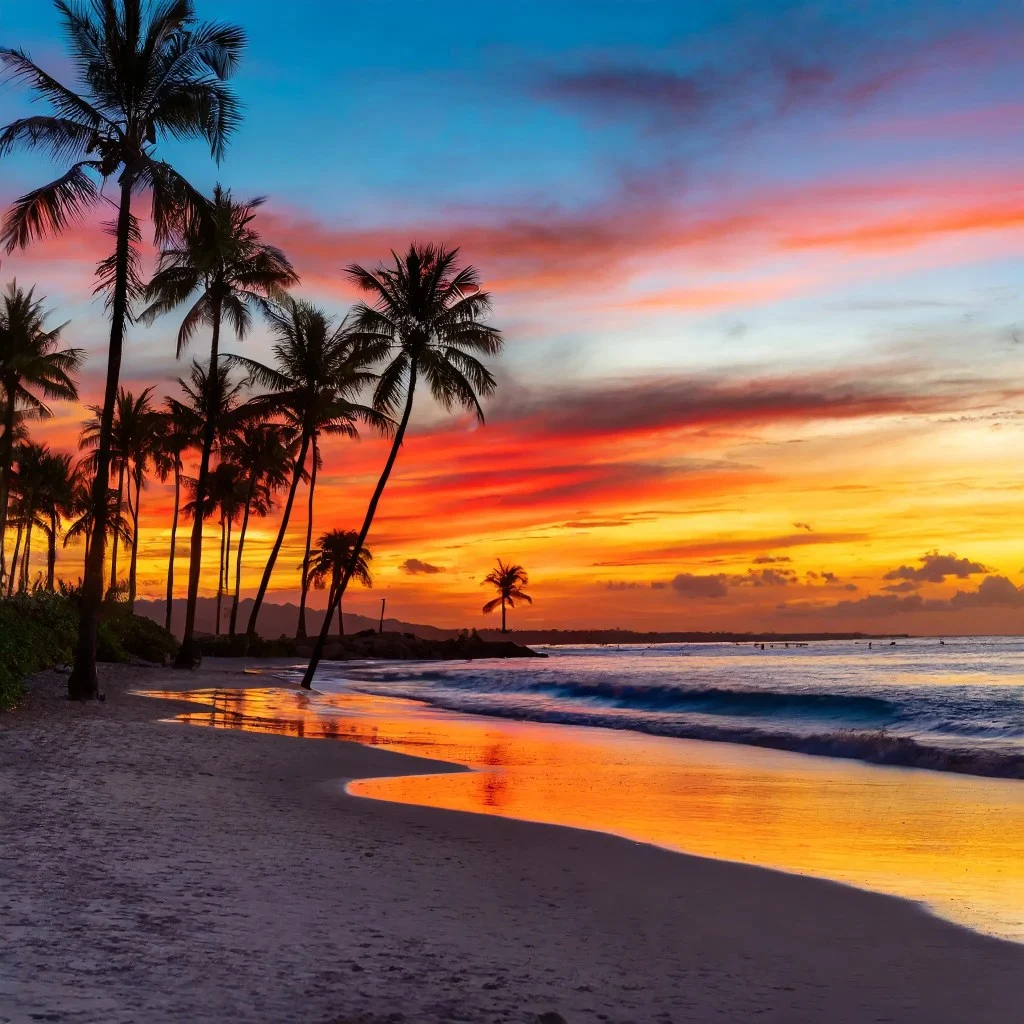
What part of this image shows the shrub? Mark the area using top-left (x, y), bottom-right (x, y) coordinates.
top-left (0, 592), bottom-right (78, 709)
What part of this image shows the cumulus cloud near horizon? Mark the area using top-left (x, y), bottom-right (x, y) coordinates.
top-left (399, 558), bottom-right (446, 575)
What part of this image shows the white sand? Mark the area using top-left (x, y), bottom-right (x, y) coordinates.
top-left (1, 664), bottom-right (1022, 1024)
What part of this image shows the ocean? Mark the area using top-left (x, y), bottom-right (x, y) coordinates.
top-left (327, 637), bottom-right (1024, 779)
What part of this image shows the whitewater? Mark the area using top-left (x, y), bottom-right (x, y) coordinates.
top-left (323, 637), bottom-right (1024, 778)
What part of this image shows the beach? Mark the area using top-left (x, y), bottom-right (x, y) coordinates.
top-left (1, 663), bottom-right (1022, 1023)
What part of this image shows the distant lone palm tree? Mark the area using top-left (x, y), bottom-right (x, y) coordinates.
top-left (300, 244), bottom-right (502, 688)
top-left (142, 185), bottom-right (296, 664)
top-left (0, 0), bottom-right (245, 699)
top-left (482, 560), bottom-right (532, 634)
top-left (0, 282), bottom-right (82, 592)
top-left (306, 529), bottom-right (373, 636)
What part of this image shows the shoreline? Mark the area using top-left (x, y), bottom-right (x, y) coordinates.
top-left (3, 665), bottom-right (1024, 1023)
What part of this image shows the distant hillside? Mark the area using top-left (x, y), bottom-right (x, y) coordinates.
top-left (134, 600), bottom-right (904, 645)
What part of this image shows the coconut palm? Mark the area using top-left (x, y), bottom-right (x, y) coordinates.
top-left (482, 560), bottom-right (532, 633)
top-left (0, 0), bottom-right (245, 699)
top-left (300, 245), bottom-right (502, 687)
top-left (141, 185), bottom-right (297, 662)
top-left (35, 449), bottom-right (79, 590)
top-left (152, 403), bottom-right (195, 631)
top-left (80, 387), bottom-right (156, 601)
top-left (228, 300), bottom-right (390, 645)
top-left (204, 460), bottom-right (247, 635)
top-left (65, 482), bottom-right (133, 577)
top-left (122, 396), bottom-right (162, 610)
top-left (307, 530), bottom-right (373, 637)
top-left (8, 442), bottom-right (50, 593)
top-left (221, 421), bottom-right (296, 639)
top-left (0, 281), bottom-right (82, 591)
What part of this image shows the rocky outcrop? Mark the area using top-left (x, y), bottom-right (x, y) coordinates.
top-left (295, 629), bottom-right (547, 661)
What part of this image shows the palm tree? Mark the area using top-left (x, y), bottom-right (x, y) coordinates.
top-left (122, 395), bottom-right (161, 611)
top-left (0, 0), bottom-right (245, 699)
top-left (80, 387), bottom-right (156, 601)
top-left (221, 421), bottom-right (295, 640)
top-left (300, 245), bottom-right (502, 688)
top-left (65, 482), bottom-right (133, 578)
top-left (228, 300), bottom-right (389, 645)
top-left (204, 460), bottom-right (246, 635)
top-left (307, 530), bottom-right (373, 636)
top-left (142, 185), bottom-right (297, 663)
top-left (9, 442), bottom-right (50, 593)
top-left (482, 560), bottom-right (533, 633)
top-left (0, 282), bottom-right (82, 591)
top-left (152, 403), bottom-right (195, 632)
top-left (36, 449), bottom-right (79, 590)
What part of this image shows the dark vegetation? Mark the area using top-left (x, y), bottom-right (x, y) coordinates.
top-left (0, 590), bottom-right (178, 708)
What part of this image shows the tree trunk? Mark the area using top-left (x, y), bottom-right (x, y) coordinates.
top-left (0, 382), bottom-right (15, 592)
top-left (127, 468), bottom-right (141, 612)
top-left (229, 474), bottom-right (255, 639)
top-left (109, 460), bottom-right (125, 595)
top-left (175, 293), bottom-right (223, 668)
top-left (301, 364), bottom-right (419, 688)
top-left (501, 597), bottom-right (506, 634)
top-left (296, 433), bottom-right (318, 639)
top-left (215, 514), bottom-right (225, 636)
top-left (223, 512), bottom-right (232, 633)
top-left (70, 172), bottom-right (134, 700)
top-left (47, 512), bottom-right (57, 590)
top-left (7, 522), bottom-right (22, 597)
top-left (246, 429), bottom-right (310, 642)
top-left (165, 465), bottom-right (180, 633)
top-left (338, 591), bottom-right (344, 637)
top-left (21, 519), bottom-right (32, 592)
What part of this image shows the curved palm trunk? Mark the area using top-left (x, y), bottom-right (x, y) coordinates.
top-left (301, 364), bottom-right (419, 688)
top-left (127, 468), bottom-right (142, 611)
top-left (165, 465), bottom-right (180, 632)
top-left (296, 433), bottom-right (319, 639)
top-left (7, 522), bottom-right (22, 597)
top-left (175, 296), bottom-right (223, 668)
top-left (70, 174), bottom-right (134, 700)
top-left (0, 384), bottom-right (15, 591)
top-left (215, 514), bottom-right (226, 636)
top-left (109, 461), bottom-right (126, 595)
top-left (229, 475), bottom-right (255, 639)
top-left (47, 512), bottom-right (57, 591)
top-left (21, 520), bottom-right (33, 592)
top-left (246, 430), bottom-right (310, 643)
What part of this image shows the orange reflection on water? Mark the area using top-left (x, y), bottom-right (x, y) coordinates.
top-left (139, 685), bottom-right (1024, 941)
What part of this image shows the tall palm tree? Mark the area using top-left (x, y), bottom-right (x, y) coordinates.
top-left (221, 421), bottom-right (295, 640)
top-left (0, 281), bottom-right (82, 591)
top-left (142, 185), bottom-right (296, 663)
top-left (36, 449), bottom-right (79, 590)
top-left (300, 245), bottom-right (502, 688)
top-left (152, 403), bottom-right (194, 632)
top-left (204, 459), bottom-right (246, 635)
top-left (0, 0), bottom-right (245, 699)
top-left (307, 530), bottom-right (373, 637)
top-left (65, 482), bottom-right (133, 580)
top-left (482, 560), bottom-right (532, 634)
top-left (228, 300), bottom-right (389, 645)
top-left (9, 441), bottom-right (49, 593)
top-left (80, 387), bottom-right (156, 600)
top-left (122, 395), bottom-right (161, 611)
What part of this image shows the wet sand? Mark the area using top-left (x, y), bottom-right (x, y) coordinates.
top-left (2, 663), bottom-right (1023, 1023)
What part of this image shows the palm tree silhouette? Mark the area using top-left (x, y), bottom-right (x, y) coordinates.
top-left (81, 387), bottom-right (156, 602)
top-left (152, 403), bottom-right (195, 632)
top-left (0, 281), bottom-right (82, 592)
top-left (300, 244), bottom-right (502, 688)
top-left (8, 442), bottom-right (50, 593)
top-left (203, 460), bottom-right (247, 636)
top-left (64, 478), bottom-right (133, 574)
top-left (0, 0), bottom-right (244, 699)
top-left (35, 449), bottom-right (79, 590)
top-left (228, 299), bottom-right (389, 645)
top-left (220, 422), bottom-right (296, 640)
top-left (482, 560), bottom-right (533, 634)
top-left (306, 530), bottom-right (373, 636)
top-left (142, 185), bottom-right (296, 663)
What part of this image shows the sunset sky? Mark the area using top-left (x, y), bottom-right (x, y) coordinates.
top-left (3, 0), bottom-right (1024, 634)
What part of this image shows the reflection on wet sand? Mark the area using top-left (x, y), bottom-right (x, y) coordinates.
top-left (138, 685), bottom-right (1024, 941)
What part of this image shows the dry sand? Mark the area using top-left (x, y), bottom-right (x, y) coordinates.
top-left (1, 663), bottom-right (1022, 1024)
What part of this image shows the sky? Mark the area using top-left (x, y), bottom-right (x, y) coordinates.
top-left (2, 0), bottom-right (1024, 633)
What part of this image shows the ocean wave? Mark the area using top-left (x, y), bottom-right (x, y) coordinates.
top-left (351, 685), bottom-right (1024, 779)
